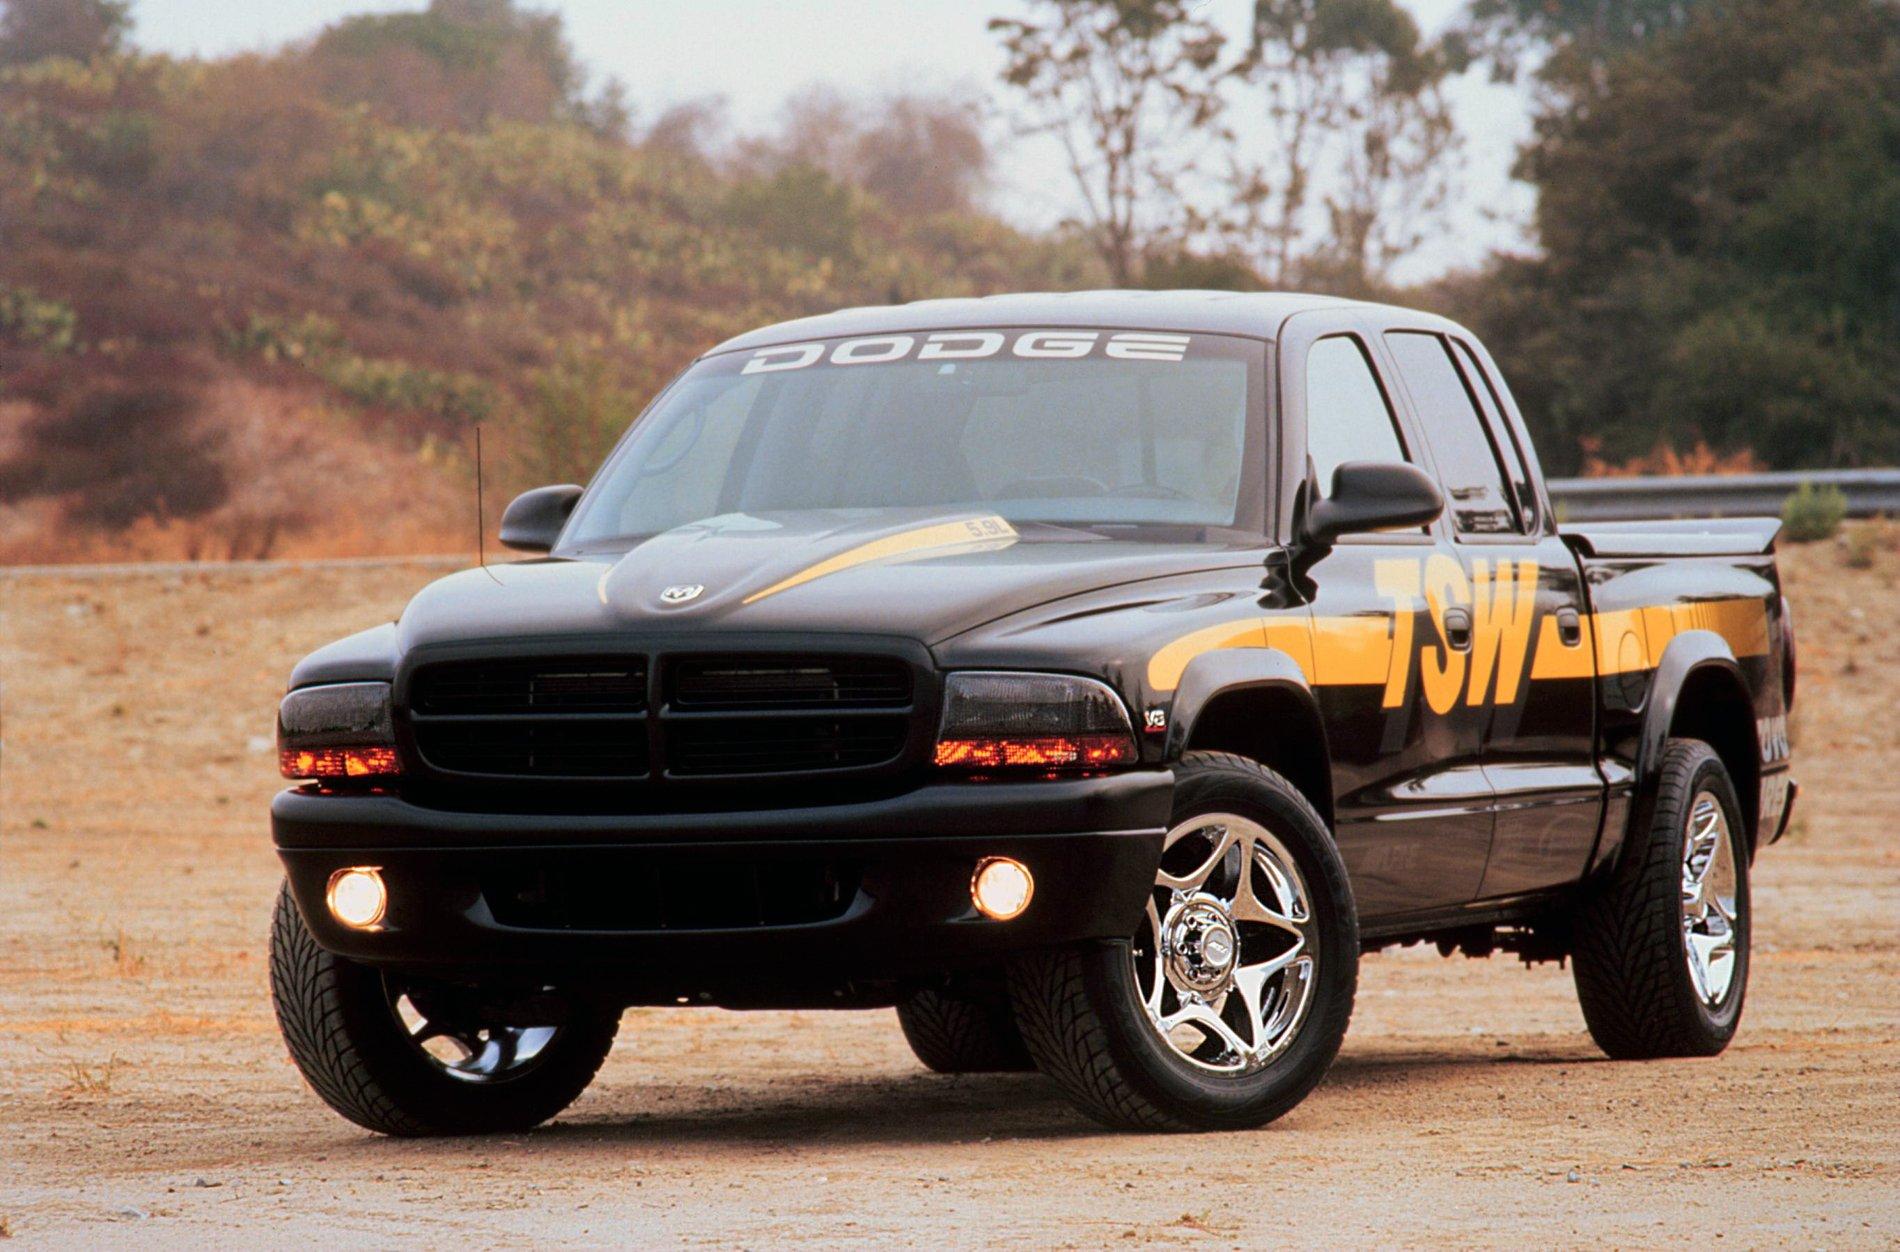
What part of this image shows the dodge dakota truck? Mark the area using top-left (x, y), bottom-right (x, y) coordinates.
top-left (268, 292), bottom-right (1796, 1135)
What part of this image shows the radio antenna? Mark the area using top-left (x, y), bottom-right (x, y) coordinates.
top-left (475, 423), bottom-right (501, 584)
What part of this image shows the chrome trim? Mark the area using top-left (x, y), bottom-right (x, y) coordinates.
top-left (1680, 790), bottom-right (1741, 1008)
top-left (1128, 812), bottom-right (1318, 1074)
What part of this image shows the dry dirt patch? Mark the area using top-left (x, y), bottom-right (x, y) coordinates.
top-left (1, 536), bottom-right (1896, 1245)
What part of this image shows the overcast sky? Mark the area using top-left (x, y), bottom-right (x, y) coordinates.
top-left (129, 0), bottom-right (1536, 280)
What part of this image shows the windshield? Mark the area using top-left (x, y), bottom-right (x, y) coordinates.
top-left (562, 328), bottom-right (1267, 547)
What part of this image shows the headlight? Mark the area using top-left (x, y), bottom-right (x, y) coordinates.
top-left (933, 671), bottom-right (1138, 772)
top-left (278, 682), bottom-right (400, 781)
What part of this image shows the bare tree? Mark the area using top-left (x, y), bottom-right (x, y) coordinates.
top-left (1223, 0), bottom-right (1460, 290)
top-left (643, 96), bottom-right (731, 162)
top-left (990, 0), bottom-right (1226, 285)
top-left (0, 0), bottom-right (130, 67)
top-left (736, 87), bottom-right (992, 217)
top-left (850, 94), bottom-right (990, 216)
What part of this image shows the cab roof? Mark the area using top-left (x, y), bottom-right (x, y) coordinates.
top-left (706, 289), bottom-right (1381, 356)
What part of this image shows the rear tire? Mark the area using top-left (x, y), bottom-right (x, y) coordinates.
top-left (269, 881), bottom-right (620, 1136)
top-left (896, 979), bottom-right (1035, 1073)
top-left (1572, 739), bottom-right (1751, 1059)
top-left (1009, 752), bottom-right (1357, 1131)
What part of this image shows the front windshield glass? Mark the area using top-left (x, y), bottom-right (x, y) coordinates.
top-left (562, 328), bottom-right (1266, 547)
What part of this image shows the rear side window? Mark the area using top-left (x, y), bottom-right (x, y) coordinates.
top-left (1304, 335), bottom-right (1410, 494)
top-left (1449, 338), bottom-right (1538, 532)
top-left (1384, 331), bottom-right (1518, 535)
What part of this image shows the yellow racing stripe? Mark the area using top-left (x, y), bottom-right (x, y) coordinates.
top-left (1152, 596), bottom-right (1770, 695)
top-left (742, 516), bottom-right (1017, 605)
top-left (1145, 616), bottom-right (1316, 691)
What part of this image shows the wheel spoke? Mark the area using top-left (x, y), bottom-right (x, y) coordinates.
top-left (1686, 799), bottom-right (1722, 884)
top-left (1142, 897), bottom-right (1167, 1014)
top-left (1229, 837), bottom-right (1308, 938)
top-left (1238, 942), bottom-right (1305, 988)
top-left (1156, 824), bottom-right (1237, 893)
top-left (383, 976), bottom-right (565, 1082)
top-left (1161, 999), bottom-right (1250, 1063)
top-left (1706, 885), bottom-right (1736, 924)
top-left (1230, 962), bottom-right (1272, 1050)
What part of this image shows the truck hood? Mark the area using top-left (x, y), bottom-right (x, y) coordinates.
top-left (393, 507), bottom-right (1261, 653)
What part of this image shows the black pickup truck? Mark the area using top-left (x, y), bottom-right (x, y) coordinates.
top-left (268, 292), bottom-right (1796, 1135)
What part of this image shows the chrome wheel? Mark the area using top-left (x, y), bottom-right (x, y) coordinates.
top-left (1130, 812), bottom-right (1319, 1074)
top-left (387, 977), bottom-right (561, 1084)
top-left (1680, 790), bottom-right (1741, 1008)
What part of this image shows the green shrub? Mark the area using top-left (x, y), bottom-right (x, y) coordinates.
top-left (512, 349), bottom-right (642, 485)
top-left (315, 353), bottom-right (497, 425)
top-left (1780, 481), bottom-right (1848, 543)
top-left (223, 310), bottom-right (493, 424)
top-left (725, 164), bottom-right (861, 261)
top-left (223, 311), bottom-right (343, 363)
top-left (0, 283), bottom-right (79, 352)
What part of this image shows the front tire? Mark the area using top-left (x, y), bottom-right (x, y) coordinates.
top-left (896, 978), bottom-right (1036, 1073)
top-left (1572, 739), bottom-right (1751, 1059)
top-left (1010, 752), bottom-right (1358, 1131)
top-left (268, 882), bottom-right (620, 1136)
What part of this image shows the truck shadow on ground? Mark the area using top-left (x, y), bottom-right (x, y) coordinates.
top-left (306, 1040), bottom-right (1607, 1156)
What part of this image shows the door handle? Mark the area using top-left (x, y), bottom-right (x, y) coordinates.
top-left (1443, 607), bottom-right (1473, 652)
top-left (1557, 607), bottom-right (1584, 647)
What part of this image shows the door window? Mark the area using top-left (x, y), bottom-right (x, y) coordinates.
top-left (1304, 335), bottom-right (1410, 495)
top-left (1449, 338), bottom-right (1538, 532)
top-left (1384, 331), bottom-right (1519, 535)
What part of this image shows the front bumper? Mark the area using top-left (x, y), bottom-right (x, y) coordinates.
top-left (273, 771), bottom-right (1171, 1000)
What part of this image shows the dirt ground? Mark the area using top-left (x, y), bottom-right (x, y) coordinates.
top-left (2, 533), bottom-right (1896, 1247)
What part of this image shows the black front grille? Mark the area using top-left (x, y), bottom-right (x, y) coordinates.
top-left (419, 719), bottom-right (648, 777)
top-left (667, 715), bottom-right (910, 776)
top-left (405, 651), bottom-right (916, 782)
top-left (482, 854), bottom-right (860, 930)
top-left (670, 656), bottom-right (911, 709)
top-left (412, 658), bottom-right (647, 714)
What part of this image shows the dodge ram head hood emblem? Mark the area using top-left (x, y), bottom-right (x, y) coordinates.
top-left (658, 584), bottom-right (704, 605)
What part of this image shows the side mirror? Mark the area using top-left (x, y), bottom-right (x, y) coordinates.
top-left (1303, 461), bottom-right (1444, 548)
top-left (499, 484), bottom-right (583, 554)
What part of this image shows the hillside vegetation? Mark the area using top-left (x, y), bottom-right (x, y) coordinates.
top-left (4, 0), bottom-right (1895, 560)
top-left (0, 1), bottom-right (1099, 561)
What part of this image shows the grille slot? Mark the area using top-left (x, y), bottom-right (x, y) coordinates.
top-left (482, 855), bottom-right (860, 930)
top-left (670, 656), bottom-right (911, 709)
top-left (412, 658), bottom-right (647, 714)
top-left (666, 715), bottom-right (909, 776)
top-left (417, 718), bottom-right (647, 778)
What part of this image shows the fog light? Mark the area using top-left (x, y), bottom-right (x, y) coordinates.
top-left (326, 867), bottom-right (387, 930)
top-left (971, 857), bottom-right (1034, 921)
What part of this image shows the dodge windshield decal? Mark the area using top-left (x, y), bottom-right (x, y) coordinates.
top-left (740, 330), bottom-right (1194, 373)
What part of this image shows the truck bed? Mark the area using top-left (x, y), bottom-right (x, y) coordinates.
top-left (1560, 517), bottom-right (1783, 558)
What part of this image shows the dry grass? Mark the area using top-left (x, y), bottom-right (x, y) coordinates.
top-left (54, 1056), bottom-right (123, 1099)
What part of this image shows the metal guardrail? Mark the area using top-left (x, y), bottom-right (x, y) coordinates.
top-left (1548, 468), bottom-right (1900, 522)
top-left (0, 554), bottom-right (465, 578)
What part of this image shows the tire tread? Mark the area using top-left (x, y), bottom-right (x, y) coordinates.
top-left (1572, 739), bottom-right (1746, 1059)
top-left (268, 883), bottom-right (617, 1136)
top-left (896, 985), bottom-right (1035, 1074)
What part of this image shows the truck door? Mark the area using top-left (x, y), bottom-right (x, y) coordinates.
top-left (1381, 329), bottom-right (1603, 898)
top-left (1287, 320), bottom-right (1493, 918)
